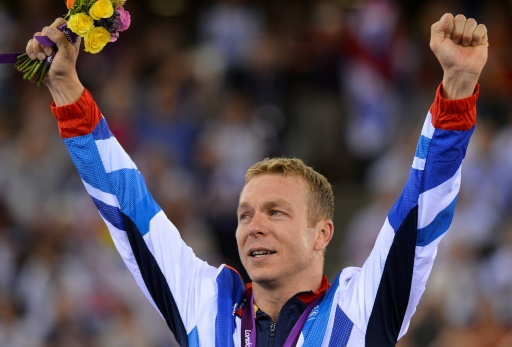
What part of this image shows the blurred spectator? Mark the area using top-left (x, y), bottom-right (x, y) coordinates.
top-left (198, 0), bottom-right (264, 71)
top-left (195, 90), bottom-right (267, 279)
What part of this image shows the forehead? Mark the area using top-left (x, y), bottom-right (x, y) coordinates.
top-left (239, 174), bottom-right (309, 205)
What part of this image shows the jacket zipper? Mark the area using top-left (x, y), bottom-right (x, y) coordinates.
top-left (269, 321), bottom-right (277, 346)
top-left (265, 290), bottom-right (319, 346)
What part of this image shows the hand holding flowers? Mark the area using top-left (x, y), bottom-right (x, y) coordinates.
top-left (13, 0), bottom-right (130, 86)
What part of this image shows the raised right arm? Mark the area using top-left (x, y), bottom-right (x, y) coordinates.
top-left (27, 19), bottom-right (246, 345)
top-left (332, 13), bottom-right (488, 345)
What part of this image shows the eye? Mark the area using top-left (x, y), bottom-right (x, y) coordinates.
top-left (270, 210), bottom-right (282, 216)
top-left (239, 213), bottom-right (249, 221)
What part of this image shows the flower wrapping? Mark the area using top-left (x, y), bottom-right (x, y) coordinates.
top-left (9, 0), bottom-right (131, 86)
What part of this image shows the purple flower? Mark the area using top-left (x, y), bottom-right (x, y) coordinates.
top-left (117, 7), bottom-right (131, 32)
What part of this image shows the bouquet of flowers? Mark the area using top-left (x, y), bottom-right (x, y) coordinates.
top-left (12, 0), bottom-right (131, 86)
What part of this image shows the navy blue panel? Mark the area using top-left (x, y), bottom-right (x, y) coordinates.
top-left (366, 205), bottom-right (418, 346)
top-left (122, 213), bottom-right (188, 346)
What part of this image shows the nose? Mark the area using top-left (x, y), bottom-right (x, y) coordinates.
top-left (248, 213), bottom-right (267, 237)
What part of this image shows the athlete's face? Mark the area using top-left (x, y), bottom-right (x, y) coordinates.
top-left (236, 174), bottom-right (325, 286)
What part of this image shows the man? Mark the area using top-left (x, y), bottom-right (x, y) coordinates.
top-left (26, 13), bottom-right (488, 346)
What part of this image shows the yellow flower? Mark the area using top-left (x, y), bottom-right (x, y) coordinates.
top-left (84, 26), bottom-right (111, 54)
top-left (89, 0), bottom-right (114, 20)
top-left (112, 0), bottom-right (127, 7)
top-left (67, 13), bottom-right (94, 36)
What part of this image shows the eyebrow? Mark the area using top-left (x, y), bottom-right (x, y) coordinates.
top-left (237, 199), bottom-right (293, 212)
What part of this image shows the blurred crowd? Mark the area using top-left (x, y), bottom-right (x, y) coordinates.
top-left (0, 0), bottom-right (511, 346)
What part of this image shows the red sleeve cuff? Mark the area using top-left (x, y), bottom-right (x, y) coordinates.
top-left (429, 83), bottom-right (479, 131)
top-left (50, 88), bottom-right (102, 138)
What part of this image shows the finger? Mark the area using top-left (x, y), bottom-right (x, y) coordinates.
top-left (34, 19), bottom-right (71, 58)
top-left (445, 14), bottom-right (455, 39)
top-left (26, 38), bottom-right (37, 60)
top-left (40, 26), bottom-right (60, 57)
top-left (471, 24), bottom-right (488, 47)
top-left (42, 24), bottom-right (81, 61)
top-left (50, 17), bottom-right (67, 29)
top-left (29, 32), bottom-right (47, 61)
top-left (41, 26), bottom-right (70, 52)
top-left (451, 14), bottom-right (467, 44)
top-left (431, 13), bottom-right (454, 39)
top-left (461, 18), bottom-right (478, 47)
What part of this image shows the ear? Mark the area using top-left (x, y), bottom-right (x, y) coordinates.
top-left (313, 219), bottom-right (334, 252)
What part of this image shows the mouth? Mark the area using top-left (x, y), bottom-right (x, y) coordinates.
top-left (248, 249), bottom-right (276, 258)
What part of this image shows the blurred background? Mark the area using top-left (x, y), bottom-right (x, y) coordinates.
top-left (0, 0), bottom-right (511, 346)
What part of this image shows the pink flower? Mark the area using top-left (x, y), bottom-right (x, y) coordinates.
top-left (117, 7), bottom-right (131, 32)
top-left (110, 33), bottom-right (119, 43)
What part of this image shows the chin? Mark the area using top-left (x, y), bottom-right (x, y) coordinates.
top-left (247, 269), bottom-right (277, 285)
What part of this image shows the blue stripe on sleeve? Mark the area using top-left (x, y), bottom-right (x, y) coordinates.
top-left (388, 168), bottom-right (422, 232)
top-left (416, 196), bottom-right (458, 246)
top-left (108, 169), bottom-right (161, 234)
top-left (65, 127), bottom-right (161, 237)
top-left (91, 196), bottom-right (125, 231)
top-left (92, 118), bottom-right (114, 141)
top-left (302, 273), bottom-right (340, 346)
top-left (388, 128), bottom-right (472, 233)
top-left (188, 327), bottom-right (200, 347)
top-left (108, 169), bottom-right (148, 212)
top-left (328, 306), bottom-right (353, 347)
top-left (129, 192), bottom-right (161, 236)
top-left (215, 267), bottom-right (245, 347)
top-left (65, 134), bottom-right (113, 193)
top-left (420, 128), bottom-right (473, 192)
top-left (415, 135), bottom-right (431, 160)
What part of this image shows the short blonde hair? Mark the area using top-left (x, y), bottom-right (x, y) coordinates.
top-left (244, 158), bottom-right (334, 226)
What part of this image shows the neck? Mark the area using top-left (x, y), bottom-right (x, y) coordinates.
top-left (251, 274), bottom-right (324, 321)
